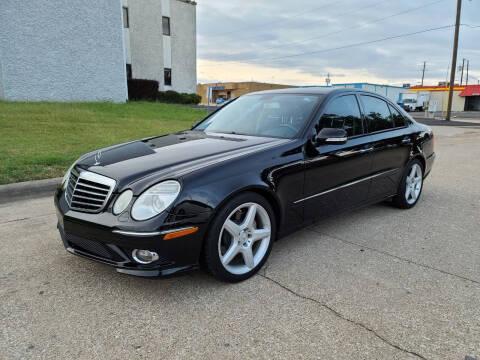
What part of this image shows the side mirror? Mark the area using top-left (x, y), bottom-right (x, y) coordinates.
top-left (315, 128), bottom-right (347, 145)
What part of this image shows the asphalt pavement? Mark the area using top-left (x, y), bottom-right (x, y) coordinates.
top-left (1, 125), bottom-right (479, 359)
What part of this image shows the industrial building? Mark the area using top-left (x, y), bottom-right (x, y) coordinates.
top-left (0, 0), bottom-right (197, 102)
top-left (313, 83), bottom-right (409, 104)
top-left (196, 81), bottom-right (480, 112)
top-left (197, 82), bottom-right (293, 105)
top-left (409, 85), bottom-right (480, 112)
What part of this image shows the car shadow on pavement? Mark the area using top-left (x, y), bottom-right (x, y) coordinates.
top-left (57, 200), bottom-right (402, 296)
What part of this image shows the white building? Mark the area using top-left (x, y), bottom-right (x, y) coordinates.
top-left (0, 0), bottom-right (196, 102)
top-left (123, 0), bottom-right (197, 94)
top-left (328, 83), bottom-right (408, 104)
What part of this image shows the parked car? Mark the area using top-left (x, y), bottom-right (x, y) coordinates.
top-left (215, 97), bottom-right (229, 105)
top-left (55, 88), bottom-right (435, 282)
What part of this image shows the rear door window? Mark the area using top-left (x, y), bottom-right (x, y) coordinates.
top-left (388, 104), bottom-right (406, 127)
top-left (360, 95), bottom-right (394, 133)
top-left (318, 95), bottom-right (363, 137)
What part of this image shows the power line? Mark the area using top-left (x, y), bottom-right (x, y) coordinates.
top-left (264, 25), bottom-right (456, 62)
top-left (209, 0), bottom-right (446, 62)
top-left (276, 0), bottom-right (387, 36)
top-left (275, 0), bottom-right (446, 51)
top-left (205, 0), bottom-right (388, 47)
top-left (201, 24), bottom-right (456, 67)
top-left (203, 0), bottom-right (344, 38)
top-left (461, 23), bottom-right (480, 28)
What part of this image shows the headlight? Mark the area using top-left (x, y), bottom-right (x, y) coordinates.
top-left (113, 190), bottom-right (133, 215)
top-left (131, 180), bottom-right (181, 221)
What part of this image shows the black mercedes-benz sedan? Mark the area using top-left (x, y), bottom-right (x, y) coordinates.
top-left (54, 88), bottom-right (435, 282)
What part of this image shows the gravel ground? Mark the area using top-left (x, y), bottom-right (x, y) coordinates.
top-left (1, 125), bottom-right (479, 360)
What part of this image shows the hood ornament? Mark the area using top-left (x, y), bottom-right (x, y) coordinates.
top-left (94, 150), bottom-right (102, 166)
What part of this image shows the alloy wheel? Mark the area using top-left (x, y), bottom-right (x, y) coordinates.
top-left (218, 202), bottom-right (271, 275)
top-left (405, 163), bottom-right (423, 205)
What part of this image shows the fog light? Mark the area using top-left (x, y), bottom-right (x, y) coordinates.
top-left (132, 249), bottom-right (159, 264)
top-left (113, 190), bottom-right (133, 215)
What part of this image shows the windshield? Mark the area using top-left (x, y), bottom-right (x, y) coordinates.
top-left (194, 94), bottom-right (321, 138)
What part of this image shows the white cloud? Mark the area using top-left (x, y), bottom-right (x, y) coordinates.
top-left (196, 0), bottom-right (480, 86)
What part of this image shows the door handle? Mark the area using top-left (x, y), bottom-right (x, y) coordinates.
top-left (360, 146), bottom-right (374, 153)
top-left (401, 137), bottom-right (411, 144)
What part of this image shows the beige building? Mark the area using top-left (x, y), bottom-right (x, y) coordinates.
top-left (197, 82), bottom-right (293, 105)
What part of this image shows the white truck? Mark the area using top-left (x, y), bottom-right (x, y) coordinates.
top-left (399, 93), bottom-right (427, 112)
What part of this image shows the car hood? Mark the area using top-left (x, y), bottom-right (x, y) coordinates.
top-left (76, 131), bottom-right (289, 189)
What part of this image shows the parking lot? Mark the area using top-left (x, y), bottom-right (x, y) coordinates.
top-left (1, 124), bottom-right (480, 359)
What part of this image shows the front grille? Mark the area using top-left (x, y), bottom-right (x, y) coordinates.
top-left (65, 167), bottom-right (116, 213)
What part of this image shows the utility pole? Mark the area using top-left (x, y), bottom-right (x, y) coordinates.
top-left (460, 58), bottom-right (465, 84)
top-left (466, 60), bottom-right (469, 85)
top-left (446, 0), bottom-right (462, 121)
top-left (421, 61), bottom-right (426, 86)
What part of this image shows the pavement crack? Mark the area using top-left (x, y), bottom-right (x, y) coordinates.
top-left (0, 213), bottom-right (55, 225)
top-left (258, 273), bottom-right (428, 360)
top-left (308, 228), bottom-right (480, 287)
top-left (261, 261), bottom-right (270, 277)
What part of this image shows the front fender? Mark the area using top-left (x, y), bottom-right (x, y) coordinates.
top-left (170, 151), bottom-right (305, 237)
top-left (172, 170), bottom-right (279, 217)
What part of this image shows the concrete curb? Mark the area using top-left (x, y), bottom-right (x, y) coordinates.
top-left (0, 177), bottom-right (61, 205)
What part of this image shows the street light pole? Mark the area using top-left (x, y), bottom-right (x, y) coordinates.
top-left (446, 0), bottom-right (462, 121)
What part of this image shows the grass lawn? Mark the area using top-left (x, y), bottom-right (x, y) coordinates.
top-left (0, 101), bottom-right (207, 184)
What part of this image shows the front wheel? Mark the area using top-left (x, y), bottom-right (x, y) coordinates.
top-left (392, 160), bottom-right (424, 209)
top-left (203, 192), bottom-right (276, 282)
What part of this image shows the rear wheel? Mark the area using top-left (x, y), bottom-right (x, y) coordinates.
top-left (203, 192), bottom-right (275, 282)
top-left (393, 160), bottom-right (424, 209)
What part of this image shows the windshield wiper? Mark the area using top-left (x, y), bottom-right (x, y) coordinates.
top-left (214, 131), bottom-right (247, 136)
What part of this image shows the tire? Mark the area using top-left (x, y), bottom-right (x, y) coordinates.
top-left (203, 192), bottom-right (276, 282)
top-left (392, 159), bottom-right (424, 209)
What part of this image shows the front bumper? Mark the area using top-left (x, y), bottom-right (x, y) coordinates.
top-left (54, 189), bottom-right (212, 277)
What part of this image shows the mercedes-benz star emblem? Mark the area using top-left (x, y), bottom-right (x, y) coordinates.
top-left (94, 150), bottom-right (102, 166)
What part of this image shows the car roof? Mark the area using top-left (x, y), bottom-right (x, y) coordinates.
top-left (247, 87), bottom-right (375, 96)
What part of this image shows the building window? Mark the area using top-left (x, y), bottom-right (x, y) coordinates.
top-left (126, 64), bottom-right (132, 79)
top-left (162, 16), bottom-right (170, 36)
top-left (164, 68), bottom-right (172, 86)
top-left (123, 7), bottom-right (129, 28)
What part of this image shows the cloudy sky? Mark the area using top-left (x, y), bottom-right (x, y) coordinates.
top-left (196, 0), bottom-right (480, 87)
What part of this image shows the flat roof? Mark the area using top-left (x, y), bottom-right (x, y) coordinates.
top-left (298, 83), bottom-right (407, 89)
top-left (331, 82), bottom-right (407, 89)
top-left (410, 85), bottom-right (467, 92)
top-left (248, 87), bottom-right (363, 95)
